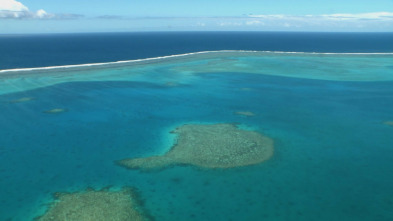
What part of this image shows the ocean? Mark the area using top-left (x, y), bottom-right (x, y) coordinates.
top-left (0, 32), bottom-right (393, 221)
top-left (1, 32), bottom-right (393, 70)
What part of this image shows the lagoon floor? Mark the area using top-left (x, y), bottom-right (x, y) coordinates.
top-left (1, 52), bottom-right (393, 220)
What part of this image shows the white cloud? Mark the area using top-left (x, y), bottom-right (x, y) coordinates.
top-left (321, 12), bottom-right (393, 20)
top-left (36, 9), bottom-right (48, 18)
top-left (242, 12), bottom-right (393, 30)
top-left (249, 12), bottom-right (393, 21)
top-left (0, 0), bottom-right (28, 11)
top-left (0, 0), bottom-right (82, 19)
top-left (249, 14), bottom-right (286, 19)
top-left (218, 21), bottom-right (243, 26)
top-left (122, 12), bottom-right (393, 31)
top-left (245, 20), bottom-right (263, 26)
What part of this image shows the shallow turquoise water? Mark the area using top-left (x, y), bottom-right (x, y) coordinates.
top-left (0, 52), bottom-right (393, 220)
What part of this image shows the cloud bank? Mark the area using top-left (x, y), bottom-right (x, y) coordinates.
top-left (321, 12), bottom-right (393, 20)
top-left (0, 0), bottom-right (82, 19)
top-left (92, 12), bottom-right (393, 31)
top-left (249, 12), bottom-right (393, 21)
top-left (213, 12), bottom-right (393, 30)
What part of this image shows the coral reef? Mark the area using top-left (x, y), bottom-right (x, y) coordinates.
top-left (383, 121), bottom-right (393, 126)
top-left (36, 187), bottom-right (152, 221)
top-left (43, 108), bottom-right (67, 114)
top-left (10, 97), bottom-right (35, 103)
top-left (117, 123), bottom-right (273, 170)
top-left (235, 111), bottom-right (256, 117)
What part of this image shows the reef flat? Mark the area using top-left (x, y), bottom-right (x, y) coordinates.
top-left (2, 52), bottom-right (393, 96)
top-left (36, 188), bottom-right (151, 221)
top-left (117, 123), bottom-right (274, 170)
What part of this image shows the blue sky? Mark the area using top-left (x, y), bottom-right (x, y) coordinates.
top-left (1, 0), bottom-right (393, 33)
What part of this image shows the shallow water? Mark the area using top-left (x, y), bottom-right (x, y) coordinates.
top-left (0, 51), bottom-right (393, 220)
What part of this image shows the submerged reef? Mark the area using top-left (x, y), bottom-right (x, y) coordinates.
top-left (36, 188), bottom-right (152, 221)
top-left (43, 108), bottom-right (67, 114)
top-left (235, 111), bottom-right (256, 117)
top-left (117, 123), bottom-right (274, 170)
top-left (383, 121), bottom-right (393, 126)
top-left (9, 97), bottom-right (35, 103)
top-left (164, 82), bottom-right (179, 87)
top-left (239, 88), bottom-right (253, 91)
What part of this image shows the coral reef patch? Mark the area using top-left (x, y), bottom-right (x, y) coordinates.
top-left (117, 123), bottom-right (274, 170)
top-left (35, 187), bottom-right (152, 221)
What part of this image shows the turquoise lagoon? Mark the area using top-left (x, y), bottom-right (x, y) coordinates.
top-left (0, 51), bottom-right (393, 220)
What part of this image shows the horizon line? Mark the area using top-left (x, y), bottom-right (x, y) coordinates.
top-left (2, 30), bottom-right (393, 36)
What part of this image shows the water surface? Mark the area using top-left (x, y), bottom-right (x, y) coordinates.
top-left (0, 51), bottom-right (393, 220)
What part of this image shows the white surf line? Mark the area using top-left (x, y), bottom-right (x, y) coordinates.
top-left (1, 50), bottom-right (393, 73)
top-left (0, 50), bottom-right (247, 74)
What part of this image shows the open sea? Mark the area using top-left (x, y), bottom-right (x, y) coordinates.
top-left (1, 32), bottom-right (393, 220)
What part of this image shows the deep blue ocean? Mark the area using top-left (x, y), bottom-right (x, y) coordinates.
top-left (1, 32), bottom-right (393, 221)
top-left (1, 32), bottom-right (393, 70)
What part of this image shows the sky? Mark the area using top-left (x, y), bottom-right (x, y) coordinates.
top-left (1, 0), bottom-right (393, 33)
